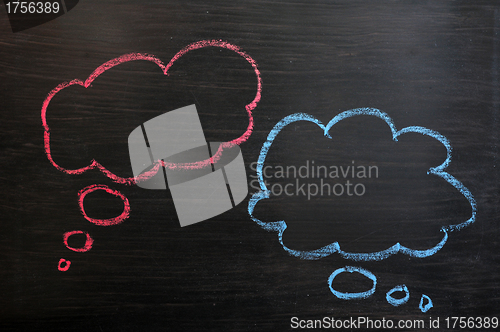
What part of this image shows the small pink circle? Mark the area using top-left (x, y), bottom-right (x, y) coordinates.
top-left (63, 230), bottom-right (94, 252)
top-left (58, 258), bottom-right (71, 271)
top-left (78, 184), bottom-right (130, 226)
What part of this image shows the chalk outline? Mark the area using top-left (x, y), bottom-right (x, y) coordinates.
top-left (78, 184), bottom-right (130, 226)
top-left (63, 230), bottom-right (94, 252)
top-left (328, 266), bottom-right (377, 300)
top-left (41, 40), bottom-right (262, 185)
top-left (57, 258), bottom-right (71, 271)
top-left (248, 108), bottom-right (477, 261)
top-left (419, 294), bottom-right (433, 312)
top-left (386, 284), bottom-right (410, 306)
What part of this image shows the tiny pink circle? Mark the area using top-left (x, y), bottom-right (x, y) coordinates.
top-left (58, 258), bottom-right (71, 271)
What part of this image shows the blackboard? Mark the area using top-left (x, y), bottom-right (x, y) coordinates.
top-left (1, 1), bottom-right (499, 330)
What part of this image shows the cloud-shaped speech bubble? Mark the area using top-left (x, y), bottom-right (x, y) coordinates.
top-left (248, 108), bottom-right (476, 261)
top-left (41, 40), bottom-right (262, 185)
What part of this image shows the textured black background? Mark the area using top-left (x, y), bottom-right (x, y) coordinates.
top-left (1, 1), bottom-right (499, 331)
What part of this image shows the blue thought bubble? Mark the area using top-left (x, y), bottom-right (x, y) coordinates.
top-left (248, 108), bottom-right (476, 261)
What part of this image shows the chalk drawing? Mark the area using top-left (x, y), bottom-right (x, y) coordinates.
top-left (419, 294), bottom-right (433, 312)
top-left (328, 266), bottom-right (377, 300)
top-left (386, 284), bottom-right (410, 306)
top-left (48, 40), bottom-right (261, 270)
top-left (41, 40), bottom-right (262, 185)
top-left (248, 108), bottom-right (476, 261)
top-left (57, 258), bottom-right (71, 271)
top-left (63, 230), bottom-right (94, 252)
top-left (78, 184), bottom-right (130, 226)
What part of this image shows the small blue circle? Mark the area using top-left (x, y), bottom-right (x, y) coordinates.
top-left (386, 284), bottom-right (410, 306)
top-left (328, 266), bottom-right (377, 300)
top-left (419, 294), bottom-right (433, 312)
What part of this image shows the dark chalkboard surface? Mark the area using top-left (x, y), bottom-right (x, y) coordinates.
top-left (1, 1), bottom-right (499, 330)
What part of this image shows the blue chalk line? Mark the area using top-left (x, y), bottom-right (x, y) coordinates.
top-left (247, 108), bottom-right (477, 261)
top-left (419, 294), bottom-right (433, 312)
top-left (386, 284), bottom-right (410, 306)
top-left (328, 266), bottom-right (377, 300)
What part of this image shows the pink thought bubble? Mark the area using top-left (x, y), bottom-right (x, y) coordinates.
top-left (41, 40), bottom-right (262, 185)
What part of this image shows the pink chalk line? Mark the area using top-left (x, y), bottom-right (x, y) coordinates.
top-left (41, 40), bottom-right (262, 185)
top-left (63, 230), bottom-right (94, 252)
top-left (57, 258), bottom-right (71, 271)
top-left (78, 184), bottom-right (131, 226)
